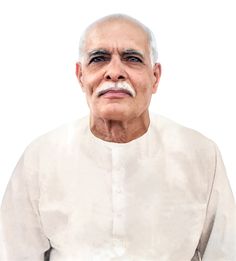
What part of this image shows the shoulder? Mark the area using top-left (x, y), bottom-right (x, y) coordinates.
top-left (151, 113), bottom-right (217, 157)
top-left (150, 114), bottom-right (219, 187)
top-left (22, 116), bottom-right (89, 167)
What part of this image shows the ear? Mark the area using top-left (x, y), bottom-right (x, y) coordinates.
top-left (75, 62), bottom-right (85, 92)
top-left (152, 63), bottom-right (162, 94)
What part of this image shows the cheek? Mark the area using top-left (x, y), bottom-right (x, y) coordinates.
top-left (136, 80), bottom-right (153, 96)
top-left (81, 79), bottom-right (95, 97)
top-left (82, 69), bottom-right (103, 85)
top-left (84, 81), bottom-right (102, 97)
top-left (129, 72), bottom-right (153, 90)
top-left (135, 82), bottom-right (154, 105)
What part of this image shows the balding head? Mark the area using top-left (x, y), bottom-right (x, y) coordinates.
top-left (79, 14), bottom-right (158, 64)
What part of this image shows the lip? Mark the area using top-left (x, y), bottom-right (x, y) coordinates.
top-left (99, 90), bottom-right (132, 98)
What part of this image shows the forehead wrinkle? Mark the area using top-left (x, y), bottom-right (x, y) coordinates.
top-left (79, 14), bottom-right (158, 63)
top-left (85, 27), bottom-right (148, 53)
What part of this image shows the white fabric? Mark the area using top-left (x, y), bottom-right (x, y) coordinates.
top-left (1, 114), bottom-right (236, 260)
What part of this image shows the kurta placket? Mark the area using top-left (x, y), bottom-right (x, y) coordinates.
top-left (111, 147), bottom-right (127, 256)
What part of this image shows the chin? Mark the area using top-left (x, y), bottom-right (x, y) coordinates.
top-left (92, 101), bottom-right (137, 121)
top-left (97, 108), bottom-right (132, 121)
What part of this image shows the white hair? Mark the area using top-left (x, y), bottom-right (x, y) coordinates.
top-left (95, 81), bottom-right (136, 98)
top-left (78, 14), bottom-right (158, 64)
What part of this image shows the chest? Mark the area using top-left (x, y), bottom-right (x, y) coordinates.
top-left (38, 149), bottom-right (207, 260)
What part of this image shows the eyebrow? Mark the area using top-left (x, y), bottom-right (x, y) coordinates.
top-left (87, 49), bottom-right (111, 57)
top-left (121, 49), bottom-right (145, 60)
top-left (87, 48), bottom-right (145, 59)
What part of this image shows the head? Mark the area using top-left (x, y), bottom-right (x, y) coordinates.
top-left (76, 14), bottom-right (161, 123)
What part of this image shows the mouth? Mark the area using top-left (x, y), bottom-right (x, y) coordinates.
top-left (98, 88), bottom-right (133, 98)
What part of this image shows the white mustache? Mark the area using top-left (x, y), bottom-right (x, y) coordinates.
top-left (95, 82), bottom-right (136, 97)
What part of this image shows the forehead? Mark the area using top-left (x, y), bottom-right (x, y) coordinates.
top-left (83, 19), bottom-right (150, 54)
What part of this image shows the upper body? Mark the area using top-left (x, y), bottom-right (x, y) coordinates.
top-left (1, 113), bottom-right (236, 260)
top-left (1, 14), bottom-right (236, 260)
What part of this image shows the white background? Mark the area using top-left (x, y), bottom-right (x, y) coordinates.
top-left (0, 0), bottom-right (235, 202)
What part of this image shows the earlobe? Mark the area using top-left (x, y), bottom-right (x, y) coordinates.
top-left (152, 63), bottom-right (162, 94)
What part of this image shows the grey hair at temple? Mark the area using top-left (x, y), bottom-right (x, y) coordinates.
top-left (78, 14), bottom-right (159, 64)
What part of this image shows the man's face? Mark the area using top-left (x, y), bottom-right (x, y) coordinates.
top-left (76, 19), bottom-right (161, 122)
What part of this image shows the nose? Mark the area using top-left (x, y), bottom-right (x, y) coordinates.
top-left (104, 57), bottom-right (127, 81)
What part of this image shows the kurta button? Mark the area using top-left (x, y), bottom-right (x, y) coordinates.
top-left (112, 238), bottom-right (126, 256)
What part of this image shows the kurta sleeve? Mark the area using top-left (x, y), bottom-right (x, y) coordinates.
top-left (197, 144), bottom-right (236, 260)
top-left (0, 154), bottom-right (50, 261)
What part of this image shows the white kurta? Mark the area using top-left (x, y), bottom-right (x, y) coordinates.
top-left (1, 114), bottom-right (236, 261)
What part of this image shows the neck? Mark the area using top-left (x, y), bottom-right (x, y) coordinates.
top-left (90, 112), bottom-right (150, 143)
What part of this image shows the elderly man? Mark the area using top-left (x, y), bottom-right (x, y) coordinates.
top-left (1, 14), bottom-right (236, 261)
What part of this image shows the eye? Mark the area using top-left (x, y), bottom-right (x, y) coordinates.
top-left (124, 56), bottom-right (143, 63)
top-left (89, 56), bottom-right (109, 64)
